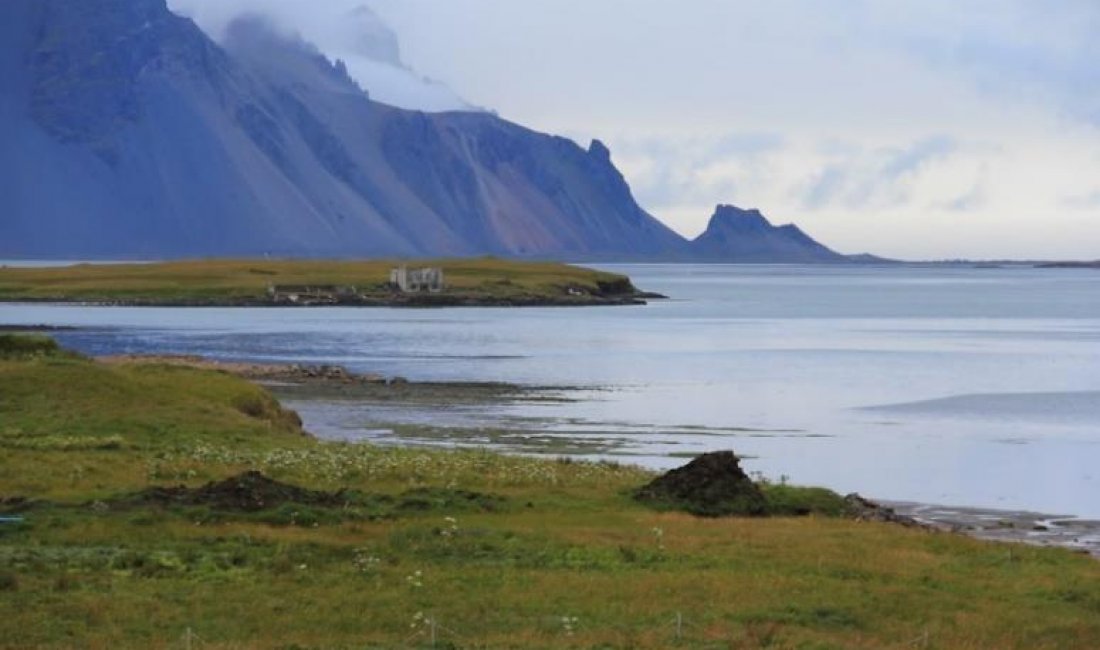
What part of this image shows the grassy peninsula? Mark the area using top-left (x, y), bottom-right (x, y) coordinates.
top-left (2, 336), bottom-right (1100, 649)
top-left (0, 258), bottom-right (653, 307)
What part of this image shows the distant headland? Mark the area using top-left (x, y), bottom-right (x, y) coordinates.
top-left (0, 258), bottom-right (661, 307)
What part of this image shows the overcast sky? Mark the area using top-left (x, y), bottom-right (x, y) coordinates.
top-left (170, 0), bottom-right (1100, 260)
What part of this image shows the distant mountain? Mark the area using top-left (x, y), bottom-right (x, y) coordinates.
top-left (688, 205), bottom-right (846, 263)
top-left (0, 0), bottom-right (866, 264)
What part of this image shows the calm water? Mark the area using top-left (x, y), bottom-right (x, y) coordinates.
top-left (3, 264), bottom-right (1098, 517)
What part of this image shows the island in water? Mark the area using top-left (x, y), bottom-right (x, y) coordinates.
top-left (0, 258), bottom-right (660, 307)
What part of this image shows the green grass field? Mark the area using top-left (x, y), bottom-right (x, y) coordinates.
top-left (0, 258), bottom-right (640, 305)
top-left (1, 337), bottom-right (1099, 649)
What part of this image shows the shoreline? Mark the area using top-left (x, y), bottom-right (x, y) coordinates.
top-left (95, 353), bottom-right (1100, 559)
top-left (0, 293), bottom-right (664, 308)
top-left (4, 335), bottom-right (1100, 645)
top-left (886, 501), bottom-right (1100, 559)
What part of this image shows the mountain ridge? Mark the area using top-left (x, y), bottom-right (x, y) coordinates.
top-left (0, 0), bottom-right (871, 264)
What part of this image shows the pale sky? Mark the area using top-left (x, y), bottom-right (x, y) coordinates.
top-left (171, 0), bottom-right (1100, 260)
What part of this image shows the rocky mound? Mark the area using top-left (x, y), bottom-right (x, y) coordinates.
top-left (843, 494), bottom-right (924, 527)
top-left (634, 451), bottom-right (767, 517)
top-left (127, 471), bottom-right (350, 512)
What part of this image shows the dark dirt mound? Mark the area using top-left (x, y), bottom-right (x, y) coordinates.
top-left (0, 497), bottom-right (35, 513)
top-left (634, 451), bottom-right (768, 517)
top-left (114, 473), bottom-right (507, 524)
top-left (126, 471), bottom-right (351, 512)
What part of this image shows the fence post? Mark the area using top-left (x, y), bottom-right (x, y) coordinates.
top-left (676, 612), bottom-right (683, 641)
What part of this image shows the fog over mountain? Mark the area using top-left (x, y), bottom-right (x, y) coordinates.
top-left (0, 0), bottom-right (679, 259)
top-left (0, 0), bottom-right (856, 262)
top-left (169, 0), bottom-right (475, 112)
top-left (262, 0), bottom-right (1098, 261)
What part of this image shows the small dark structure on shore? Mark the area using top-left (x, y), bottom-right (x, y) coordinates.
top-left (634, 451), bottom-right (767, 516)
top-left (266, 284), bottom-right (360, 305)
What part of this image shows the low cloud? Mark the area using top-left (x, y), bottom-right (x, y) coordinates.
top-left (935, 184), bottom-right (986, 213)
top-left (799, 136), bottom-right (959, 210)
top-left (168, 0), bottom-right (474, 112)
top-left (612, 131), bottom-right (785, 210)
top-left (868, 1), bottom-right (1100, 128)
top-left (1061, 190), bottom-right (1100, 210)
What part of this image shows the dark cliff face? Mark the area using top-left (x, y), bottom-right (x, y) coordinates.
top-left (689, 205), bottom-right (846, 263)
top-left (0, 0), bottom-right (686, 260)
top-left (27, 0), bottom-right (237, 152)
top-left (0, 0), bottom-right (864, 263)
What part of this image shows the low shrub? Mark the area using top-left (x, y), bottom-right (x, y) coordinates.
top-left (0, 334), bottom-right (65, 359)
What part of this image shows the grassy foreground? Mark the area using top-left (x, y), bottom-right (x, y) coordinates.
top-left (0, 258), bottom-right (646, 306)
top-left (2, 338), bottom-right (1100, 649)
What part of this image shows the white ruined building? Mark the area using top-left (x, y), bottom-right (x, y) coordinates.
top-left (389, 266), bottom-right (444, 293)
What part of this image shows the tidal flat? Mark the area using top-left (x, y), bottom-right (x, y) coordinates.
top-left (255, 361), bottom-right (1100, 559)
top-left (85, 352), bottom-right (1100, 556)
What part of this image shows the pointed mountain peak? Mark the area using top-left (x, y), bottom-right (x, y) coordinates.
top-left (588, 139), bottom-right (612, 162)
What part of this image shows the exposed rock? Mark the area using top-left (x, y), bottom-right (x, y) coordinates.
top-left (634, 451), bottom-right (767, 517)
top-left (843, 493), bottom-right (924, 527)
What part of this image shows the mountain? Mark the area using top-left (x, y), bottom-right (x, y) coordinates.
top-left (0, 0), bottom-right (863, 263)
top-left (0, 0), bottom-right (687, 260)
top-left (688, 205), bottom-right (847, 263)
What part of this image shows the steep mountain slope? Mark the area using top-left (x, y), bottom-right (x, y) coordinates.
top-left (0, 0), bottom-right (407, 259)
top-left (689, 205), bottom-right (847, 263)
top-left (0, 0), bottom-right (687, 260)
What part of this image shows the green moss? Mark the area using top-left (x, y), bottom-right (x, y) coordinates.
top-left (760, 483), bottom-right (850, 517)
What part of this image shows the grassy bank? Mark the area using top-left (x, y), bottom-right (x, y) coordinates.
top-left (0, 258), bottom-right (649, 306)
top-left (2, 339), bottom-right (1099, 648)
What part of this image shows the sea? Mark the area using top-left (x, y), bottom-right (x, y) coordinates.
top-left (3, 264), bottom-right (1098, 518)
